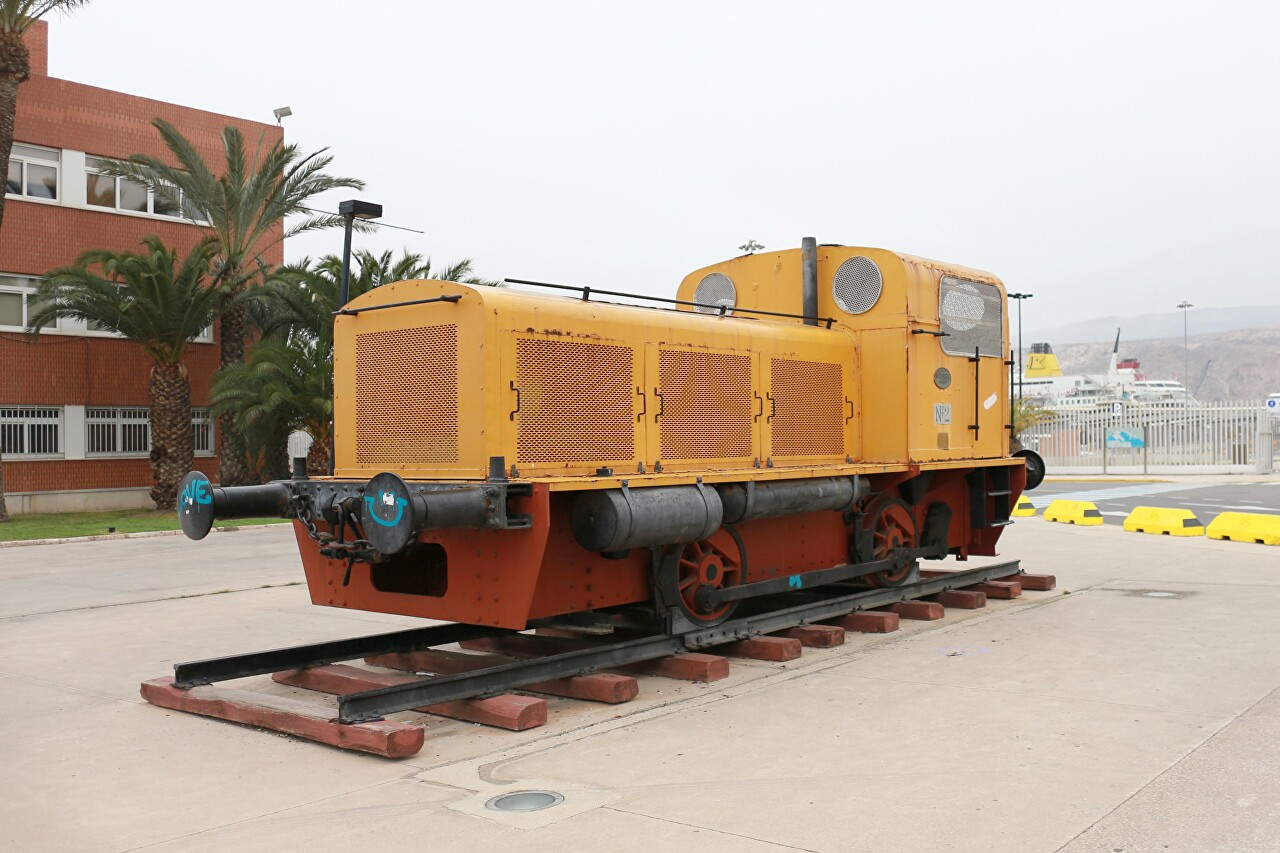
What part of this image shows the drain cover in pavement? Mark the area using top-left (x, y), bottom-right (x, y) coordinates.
top-left (485, 791), bottom-right (564, 812)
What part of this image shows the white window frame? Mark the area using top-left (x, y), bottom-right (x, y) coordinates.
top-left (86, 407), bottom-right (151, 457)
top-left (192, 407), bottom-right (215, 456)
top-left (0, 274), bottom-right (52, 331)
top-left (6, 142), bottom-right (60, 203)
top-left (0, 406), bottom-right (64, 458)
top-left (83, 407), bottom-right (215, 457)
top-left (84, 155), bottom-right (207, 224)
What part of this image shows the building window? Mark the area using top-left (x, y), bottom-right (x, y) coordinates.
top-left (84, 407), bottom-right (214, 456)
top-left (0, 274), bottom-right (53, 331)
top-left (6, 143), bottom-right (59, 201)
top-left (86, 407), bottom-right (151, 456)
top-left (192, 408), bottom-right (214, 455)
top-left (85, 157), bottom-right (203, 221)
top-left (0, 407), bottom-right (62, 457)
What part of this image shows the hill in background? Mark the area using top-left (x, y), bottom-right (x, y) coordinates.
top-left (1025, 306), bottom-right (1280, 345)
top-left (1027, 326), bottom-right (1280, 402)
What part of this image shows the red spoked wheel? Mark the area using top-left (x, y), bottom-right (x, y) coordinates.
top-left (860, 497), bottom-right (918, 588)
top-left (659, 534), bottom-right (745, 627)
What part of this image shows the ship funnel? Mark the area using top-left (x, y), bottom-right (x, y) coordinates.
top-left (1024, 343), bottom-right (1063, 378)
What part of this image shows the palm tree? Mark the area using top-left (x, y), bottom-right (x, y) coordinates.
top-left (29, 237), bottom-right (223, 509)
top-left (255, 249), bottom-right (498, 345)
top-left (1012, 397), bottom-right (1055, 452)
top-left (95, 119), bottom-right (363, 485)
top-left (0, 0), bottom-right (90, 521)
top-left (211, 338), bottom-right (333, 476)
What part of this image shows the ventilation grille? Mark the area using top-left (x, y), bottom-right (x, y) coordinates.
top-left (356, 325), bottom-right (458, 465)
top-left (658, 350), bottom-right (753, 460)
top-left (832, 256), bottom-right (882, 314)
top-left (939, 276), bottom-right (1003, 358)
top-left (770, 359), bottom-right (845, 457)
top-left (692, 273), bottom-right (736, 315)
top-left (515, 338), bottom-right (635, 464)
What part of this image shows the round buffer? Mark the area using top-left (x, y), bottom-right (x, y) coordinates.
top-left (362, 472), bottom-right (426, 554)
top-left (177, 470), bottom-right (216, 540)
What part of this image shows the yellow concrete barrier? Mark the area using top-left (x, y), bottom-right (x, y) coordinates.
top-left (1043, 499), bottom-right (1104, 526)
top-left (1122, 506), bottom-right (1204, 536)
top-left (1206, 512), bottom-right (1280, 545)
top-left (1011, 496), bottom-right (1036, 517)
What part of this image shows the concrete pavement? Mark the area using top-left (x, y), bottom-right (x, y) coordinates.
top-left (2, 514), bottom-right (1278, 852)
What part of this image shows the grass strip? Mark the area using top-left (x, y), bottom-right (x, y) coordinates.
top-left (0, 508), bottom-right (287, 542)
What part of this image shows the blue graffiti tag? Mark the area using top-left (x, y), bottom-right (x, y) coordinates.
top-left (788, 575), bottom-right (803, 589)
top-left (178, 477), bottom-right (212, 516)
top-left (364, 492), bottom-right (409, 527)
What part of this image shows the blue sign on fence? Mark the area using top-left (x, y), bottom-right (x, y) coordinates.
top-left (1105, 427), bottom-right (1146, 449)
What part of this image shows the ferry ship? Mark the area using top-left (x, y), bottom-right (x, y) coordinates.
top-left (1018, 332), bottom-right (1198, 410)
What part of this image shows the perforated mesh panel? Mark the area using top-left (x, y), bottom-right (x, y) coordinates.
top-left (770, 359), bottom-right (845, 457)
top-left (939, 276), bottom-right (1003, 358)
top-left (516, 338), bottom-right (635, 463)
top-left (658, 350), bottom-right (753, 460)
top-left (692, 273), bottom-right (736, 315)
top-left (832, 256), bottom-right (882, 314)
top-left (356, 325), bottom-right (458, 465)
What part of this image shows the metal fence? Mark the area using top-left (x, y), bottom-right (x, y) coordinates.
top-left (1022, 400), bottom-right (1277, 475)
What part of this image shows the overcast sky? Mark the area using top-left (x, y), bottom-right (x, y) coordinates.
top-left (45, 1), bottom-right (1279, 331)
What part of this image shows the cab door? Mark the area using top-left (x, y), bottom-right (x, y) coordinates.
top-left (910, 275), bottom-right (1008, 461)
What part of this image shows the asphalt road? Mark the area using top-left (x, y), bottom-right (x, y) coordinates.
top-left (1026, 480), bottom-right (1280, 525)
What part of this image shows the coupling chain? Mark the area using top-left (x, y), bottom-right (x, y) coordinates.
top-left (289, 494), bottom-right (379, 566)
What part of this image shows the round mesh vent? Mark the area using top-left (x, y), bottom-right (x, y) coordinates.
top-left (832, 257), bottom-right (882, 314)
top-left (693, 273), bottom-right (736, 315)
top-left (940, 281), bottom-right (985, 331)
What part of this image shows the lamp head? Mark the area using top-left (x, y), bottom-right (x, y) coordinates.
top-left (272, 106), bottom-right (292, 123)
top-left (338, 199), bottom-right (383, 220)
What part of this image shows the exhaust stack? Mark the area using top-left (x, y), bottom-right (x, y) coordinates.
top-left (801, 236), bottom-right (818, 325)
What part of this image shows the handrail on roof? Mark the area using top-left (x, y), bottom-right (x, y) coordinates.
top-left (503, 278), bottom-right (837, 329)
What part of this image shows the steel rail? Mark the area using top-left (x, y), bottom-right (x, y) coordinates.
top-left (333, 559), bottom-right (1022, 722)
top-left (337, 634), bottom-right (689, 722)
top-left (685, 560), bottom-right (1020, 648)
top-left (172, 623), bottom-right (511, 688)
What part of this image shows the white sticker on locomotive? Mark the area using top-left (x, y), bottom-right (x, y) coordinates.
top-left (983, 393), bottom-right (997, 410)
top-left (934, 403), bottom-right (952, 425)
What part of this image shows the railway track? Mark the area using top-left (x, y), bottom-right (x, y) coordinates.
top-left (141, 561), bottom-right (1055, 758)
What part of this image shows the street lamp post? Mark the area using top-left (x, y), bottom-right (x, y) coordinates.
top-left (329, 200), bottom-right (382, 475)
top-left (1009, 293), bottom-right (1033, 401)
top-left (337, 199), bottom-right (383, 309)
top-left (1177, 300), bottom-right (1193, 402)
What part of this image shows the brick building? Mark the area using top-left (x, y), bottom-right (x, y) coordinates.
top-left (0, 22), bottom-right (283, 513)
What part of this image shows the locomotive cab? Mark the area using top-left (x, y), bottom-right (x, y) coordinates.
top-left (675, 246), bottom-right (1012, 465)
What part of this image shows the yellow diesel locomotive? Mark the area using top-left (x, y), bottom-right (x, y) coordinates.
top-left (179, 239), bottom-right (1041, 634)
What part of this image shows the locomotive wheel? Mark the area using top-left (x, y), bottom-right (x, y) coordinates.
top-left (657, 534), bottom-right (744, 627)
top-left (860, 497), bottom-right (918, 588)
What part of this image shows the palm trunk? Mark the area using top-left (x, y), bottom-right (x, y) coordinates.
top-left (0, 34), bottom-right (25, 235)
top-left (216, 301), bottom-right (251, 485)
top-left (0, 450), bottom-right (9, 522)
top-left (0, 36), bottom-right (27, 523)
top-left (265, 428), bottom-right (290, 481)
top-left (148, 361), bottom-right (193, 510)
top-left (306, 435), bottom-right (331, 477)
